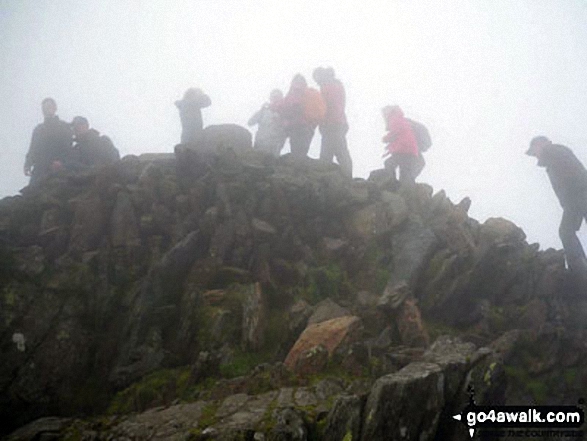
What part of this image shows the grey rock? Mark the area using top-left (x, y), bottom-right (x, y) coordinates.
top-left (307, 298), bottom-right (349, 325)
top-left (323, 395), bottom-right (362, 441)
top-left (361, 362), bottom-right (445, 441)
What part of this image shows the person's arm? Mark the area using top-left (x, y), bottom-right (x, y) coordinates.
top-left (24, 126), bottom-right (40, 175)
top-left (248, 107), bottom-right (264, 127)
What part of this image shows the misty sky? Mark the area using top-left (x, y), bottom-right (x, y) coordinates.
top-left (2, 1), bottom-right (587, 250)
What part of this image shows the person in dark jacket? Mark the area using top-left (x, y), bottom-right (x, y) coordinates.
top-left (527, 136), bottom-right (587, 278)
top-left (24, 97), bottom-right (73, 184)
top-left (175, 88), bottom-right (211, 145)
top-left (313, 67), bottom-right (352, 177)
top-left (71, 116), bottom-right (120, 168)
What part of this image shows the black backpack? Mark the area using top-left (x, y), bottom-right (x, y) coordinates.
top-left (407, 119), bottom-right (432, 153)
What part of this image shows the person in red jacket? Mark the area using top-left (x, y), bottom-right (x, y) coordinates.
top-left (313, 67), bottom-right (352, 177)
top-left (279, 74), bottom-right (316, 158)
top-left (381, 105), bottom-right (419, 185)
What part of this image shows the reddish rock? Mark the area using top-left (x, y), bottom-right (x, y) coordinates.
top-left (284, 315), bottom-right (363, 372)
top-left (294, 344), bottom-right (329, 376)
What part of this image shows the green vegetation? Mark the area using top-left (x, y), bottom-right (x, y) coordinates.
top-left (108, 367), bottom-right (192, 414)
top-left (219, 350), bottom-right (267, 378)
top-left (301, 263), bottom-right (352, 304)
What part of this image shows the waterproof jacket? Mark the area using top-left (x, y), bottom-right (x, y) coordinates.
top-left (25, 115), bottom-right (73, 177)
top-left (538, 144), bottom-right (587, 209)
top-left (176, 94), bottom-right (212, 144)
top-left (279, 84), bottom-right (308, 128)
top-left (248, 103), bottom-right (285, 153)
top-left (383, 109), bottom-right (418, 156)
top-left (73, 129), bottom-right (120, 167)
top-left (320, 78), bottom-right (347, 126)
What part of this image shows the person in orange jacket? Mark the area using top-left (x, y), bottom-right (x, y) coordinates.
top-left (381, 105), bottom-right (420, 185)
top-left (279, 74), bottom-right (316, 158)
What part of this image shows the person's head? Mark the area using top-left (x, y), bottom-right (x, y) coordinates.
top-left (183, 88), bottom-right (202, 101)
top-left (71, 116), bottom-right (90, 137)
top-left (324, 67), bottom-right (335, 80)
top-left (269, 89), bottom-right (283, 104)
top-left (382, 105), bottom-right (403, 118)
top-left (526, 136), bottom-right (552, 158)
top-left (41, 97), bottom-right (57, 118)
top-left (312, 67), bottom-right (327, 85)
top-left (291, 74), bottom-right (307, 90)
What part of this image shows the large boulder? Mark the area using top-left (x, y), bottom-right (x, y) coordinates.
top-left (284, 316), bottom-right (363, 373)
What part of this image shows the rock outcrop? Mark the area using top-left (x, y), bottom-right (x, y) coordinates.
top-left (1, 131), bottom-right (587, 440)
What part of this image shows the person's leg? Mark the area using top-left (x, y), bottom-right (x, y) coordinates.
top-left (384, 155), bottom-right (399, 182)
top-left (319, 125), bottom-right (335, 162)
top-left (299, 125), bottom-right (315, 158)
top-left (559, 207), bottom-right (587, 274)
top-left (398, 154), bottom-right (416, 186)
top-left (413, 153), bottom-right (426, 179)
top-left (289, 127), bottom-right (303, 158)
top-left (333, 125), bottom-right (352, 178)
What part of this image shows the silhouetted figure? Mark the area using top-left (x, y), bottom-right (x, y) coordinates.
top-left (175, 88), bottom-right (211, 145)
top-left (381, 105), bottom-right (420, 185)
top-left (527, 136), bottom-right (587, 279)
top-left (313, 67), bottom-right (352, 177)
top-left (280, 74), bottom-right (323, 158)
top-left (71, 116), bottom-right (119, 168)
top-left (248, 89), bottom-right (286, 156)
top-left (24, 98), bottom-right (73, 184)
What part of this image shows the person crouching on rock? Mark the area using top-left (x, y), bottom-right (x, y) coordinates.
top-left (70, 116), bottom-right (120, 169)
top-left (381, 105), bottom-right (420, 186)
top-left (175, 88), bottom-right (211, 146)
top-left (248, 89), bottom-right (286, 156)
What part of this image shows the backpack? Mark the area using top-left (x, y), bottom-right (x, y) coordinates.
top-left (303, 88), bottom-right (326, 125)
top-left (407, 119), bottom-right (432, 153)
top-left (98, 136), bottom-right (120, 163)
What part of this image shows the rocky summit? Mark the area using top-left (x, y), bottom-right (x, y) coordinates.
top-left (1, 131), bottom-right (587, 440)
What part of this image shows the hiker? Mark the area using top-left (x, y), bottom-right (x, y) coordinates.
top-left (24, 98), bottom-right (73, 184)
top-left (527, 136), bottom-right (587, 278)
top-left (313, 67), bottom-right (352, 177)
top-left (381, 105), bottom-right (420, 185)
top-left (279, 74), bottom-right (324, 158)
top-left (248, 89), bottom-right (286, 156)
top-left (175, 88), bottom-right (211, 145)
top-left (71, 116), bottom-right (120, 168)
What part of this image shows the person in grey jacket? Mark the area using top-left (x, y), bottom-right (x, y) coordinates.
top-left (175, 88), bottom-right (211, 145)
top-left (248, 89), bottom-right (286, 156)
top-left (527, 135), bottom-right (587, 279)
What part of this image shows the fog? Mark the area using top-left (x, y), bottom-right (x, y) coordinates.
top-left (2, 0), bottom-right (587, 250)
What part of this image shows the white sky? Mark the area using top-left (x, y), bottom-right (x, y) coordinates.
top-left (1, 0), bottom-right (587, 250)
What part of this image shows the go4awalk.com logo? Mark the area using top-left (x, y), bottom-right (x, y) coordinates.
top-left (452, 388), bottom-right (585, 438)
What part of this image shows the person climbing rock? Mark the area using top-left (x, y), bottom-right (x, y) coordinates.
top-left (24, 97), bottom-right (73, 184)
top-left (527, 135), bottom-right (587, 279)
